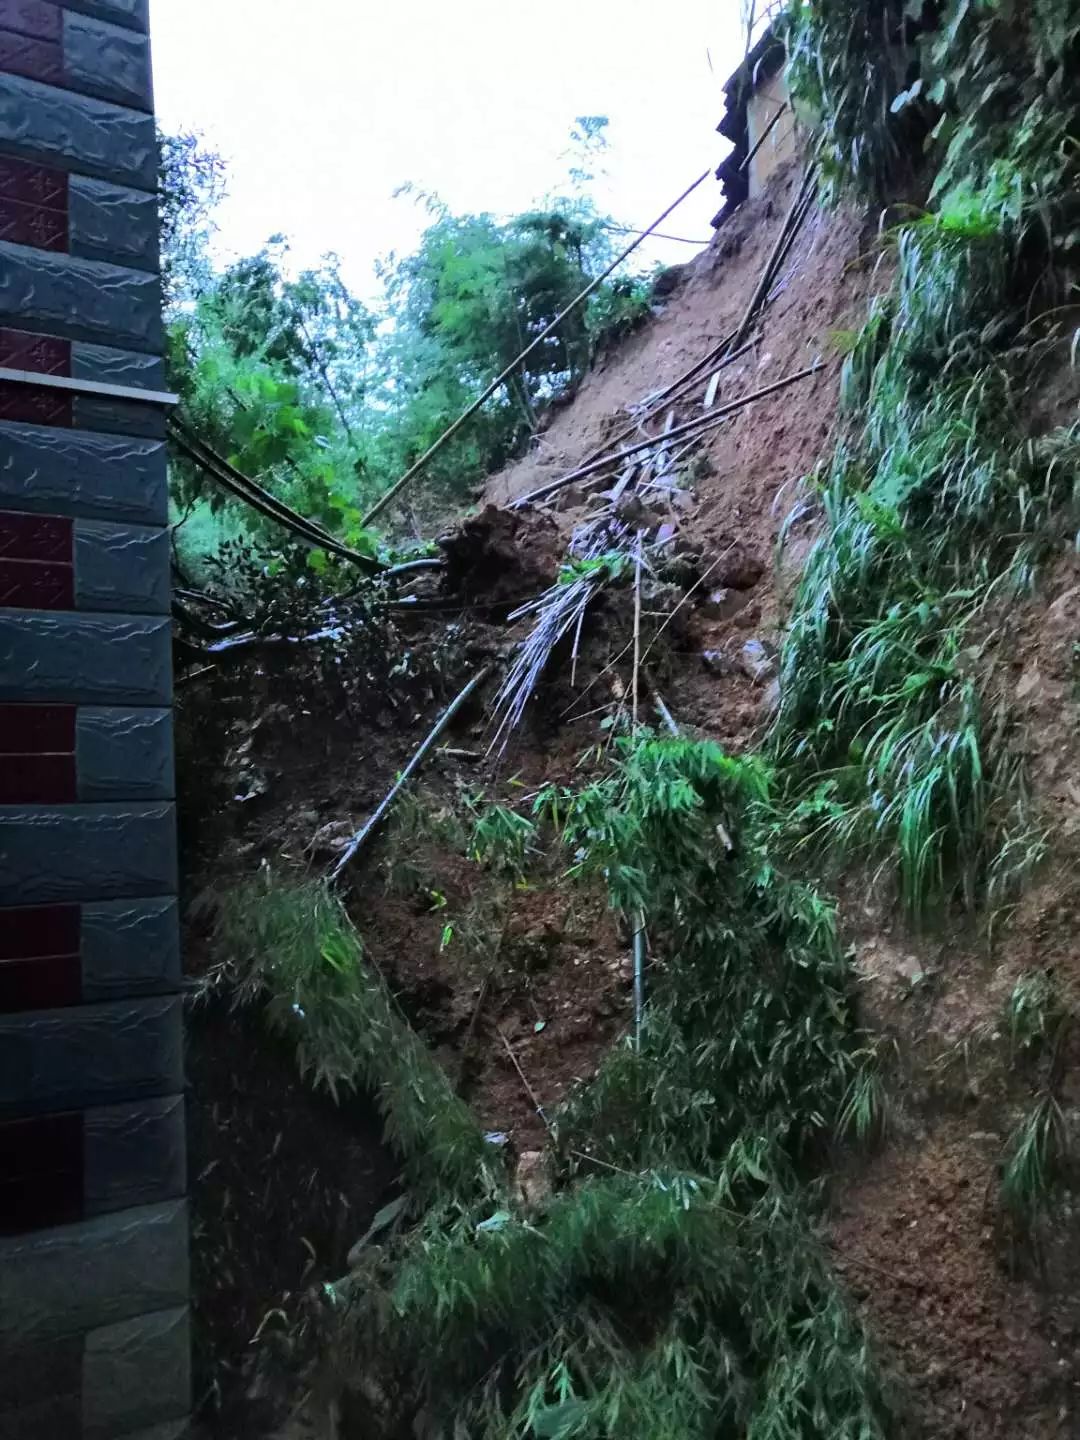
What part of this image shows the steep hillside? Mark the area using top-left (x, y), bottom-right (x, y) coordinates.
top-left (182, 10), bottom-right (1080, 1436)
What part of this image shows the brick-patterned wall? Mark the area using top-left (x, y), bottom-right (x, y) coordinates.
top-left (0, 4), bottom-right (189, 1437)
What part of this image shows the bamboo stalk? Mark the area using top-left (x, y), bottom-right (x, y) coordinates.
top-left (361, 168), bottom-right (712, 527)
top-left (632, 919), bottom-right (647, 1053)
top-left (512, 361), bottom-right (825, 508)
top-left (737, 100), bottom-right (790, 175)
top-left (731, 166), bottom-right (817, 350)
top-left (632, 529), bottom-right (644, 729)
top-left (499, 1031), bottom-right (551, 1130)
top-left (329, 664), bottom-right (493, 881)
top-left (509, 335), bottom-right (759, 513)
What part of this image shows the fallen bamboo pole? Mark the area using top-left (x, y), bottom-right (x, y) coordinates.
top-left (329, 664), bottom-right (493, 881)
top-left (512, 360), bottom-right (825, 508)
top-left (737, 100), bottom-right (790, 176)
top-left (361, 168), bottom-right (713, 528)
top-left (632, 921), bottom-right (647, 1054)
top-left (631, 529), bottom-right (644, 728)
top-left (731, 166), bottom-right (817, 350)
top-left (509, 335), bottom-right (759, 512)
top-left (499, 1031), bottom-right (551, 1130)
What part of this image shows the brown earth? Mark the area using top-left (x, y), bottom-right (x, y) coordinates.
top-left (182, 156), bottom-right (1080, 1436)
top-left (829, 1121), bottom-right (1077, 1439)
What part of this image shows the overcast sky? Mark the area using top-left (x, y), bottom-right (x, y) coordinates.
top-left (149, 1), bottom-right (751, 298)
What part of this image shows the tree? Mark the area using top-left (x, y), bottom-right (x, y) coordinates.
top-left (163, 114), bottom-right (655, 549)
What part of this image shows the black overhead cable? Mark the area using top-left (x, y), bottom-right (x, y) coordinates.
top-left (168, 418), bottom-right (387, 573)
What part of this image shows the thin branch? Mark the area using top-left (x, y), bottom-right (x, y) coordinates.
top-left (298, 315), bottom-right (357, 446)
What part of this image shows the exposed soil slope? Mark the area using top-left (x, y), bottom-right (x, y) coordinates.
top-left (183, 157), bottom-right (1080, 1436)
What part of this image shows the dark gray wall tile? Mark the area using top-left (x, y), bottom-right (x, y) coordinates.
top-left (0, 801), bottom-right (177, 903)
top-left (0, 610), bottom-right (171, 704)
top-left (0, 240), bottom-right (162, 351)
top-left (58, 0), bottom-right (149, 35)
top-left (72, 391), bottom-right (167, 438)
top-left (0, 1331), bottom-right (82, 1411)
top-left (83, 1306), bottom-right (190, 1438)
top-left (72, 340), bottom-right (165, 390)
top-left (84, 1097), bottom-right (186, 1216)
top-left (0, 996), bottom-right (182, 1117)
top-left (62, 11), bottom-right (152, 112)
top-left (74, 519), bottom-right (169, 614)
top-left (0, 1199), bottom-right (187, 1342)
top-left (76, 706), bottom-right (173, 799)
top-left (0, 421), bottom-right (167, 525)
top-left (81, 895), bottom-right (180, 999)
top-left (70, 177), bottom-right (158, 272)
top-left (0, 72), bottom-right (156, 189)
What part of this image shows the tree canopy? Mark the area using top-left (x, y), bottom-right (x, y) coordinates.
top-left (164, 118), bottom-right (656, 568)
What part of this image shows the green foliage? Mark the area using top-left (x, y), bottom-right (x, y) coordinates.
top-left (783, 0), bottom-right (917, 202)
top-left (372, 183), bottom-right (649, 504)
top-left (557, 550), bottom-right (632, 586)
top-left (774, 0), bottom-right (1080, 917)
top-left (322, 737), bottom-right (888, 1435)
top-left (1005, 971), bottom-right (1066, 1062)
top-left (157, 127), bottom-right (226, 307)
top-left (209, 874), bottom-right (494, 1205)
top-left (169, 239), bottom-right (377, 550)
top-left (165, 115), bottom-right (658, 556)
top-left (381, 791), bottom-right (468, 898)
top-left (339, 1171), bottom-right (887, 1440)
top-left (784, 0), bottom-right (1080, 208)
top-left (537, 738), bottom-right (866, 1174)
top-left (1000, 1094), bottom-right (1070, 1224)
top-left (837, 1051), bottom-right (889, 1146)
top-left (469, 803), bottom-right (537, 879)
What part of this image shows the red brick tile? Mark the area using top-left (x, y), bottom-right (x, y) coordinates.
top-left (0, 196), bottom-right (68, 250)
top-left (0, 329), bottom-right (71, 375)
top-left (0, 381), bottom-right (73, 427)
top-left (0, 703), bottom-right (76, 753)
top-left (0, 903), bottom-right (80, 960)
top-left (0, 752), bottom-right (76, 802)
top-left (0, 27), bottom-right (63, 85)
top-left (0, 1110), bottom-right (83, 1234)
top-left (0, 155), bottom-right (67, 212)
top-left (0, 510), bottom-right (72, 561)
top-left (0, 557), bottom-right (74, 609)
top-left (0, 1), bottom-right (60, 41)
top-left (0, 952), bottom-right (81, 1014)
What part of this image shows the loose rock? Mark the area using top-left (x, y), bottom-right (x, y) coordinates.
top-left (738, 638), bottom-right (778, 683)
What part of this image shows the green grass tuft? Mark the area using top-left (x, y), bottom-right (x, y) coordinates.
top-left (209, 873), bottom-right (496, 1205)
top-left (1000, 1094), bottom-right (1070, 1224)
top-left (1005, 971), bottom-right (1066, 1063)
